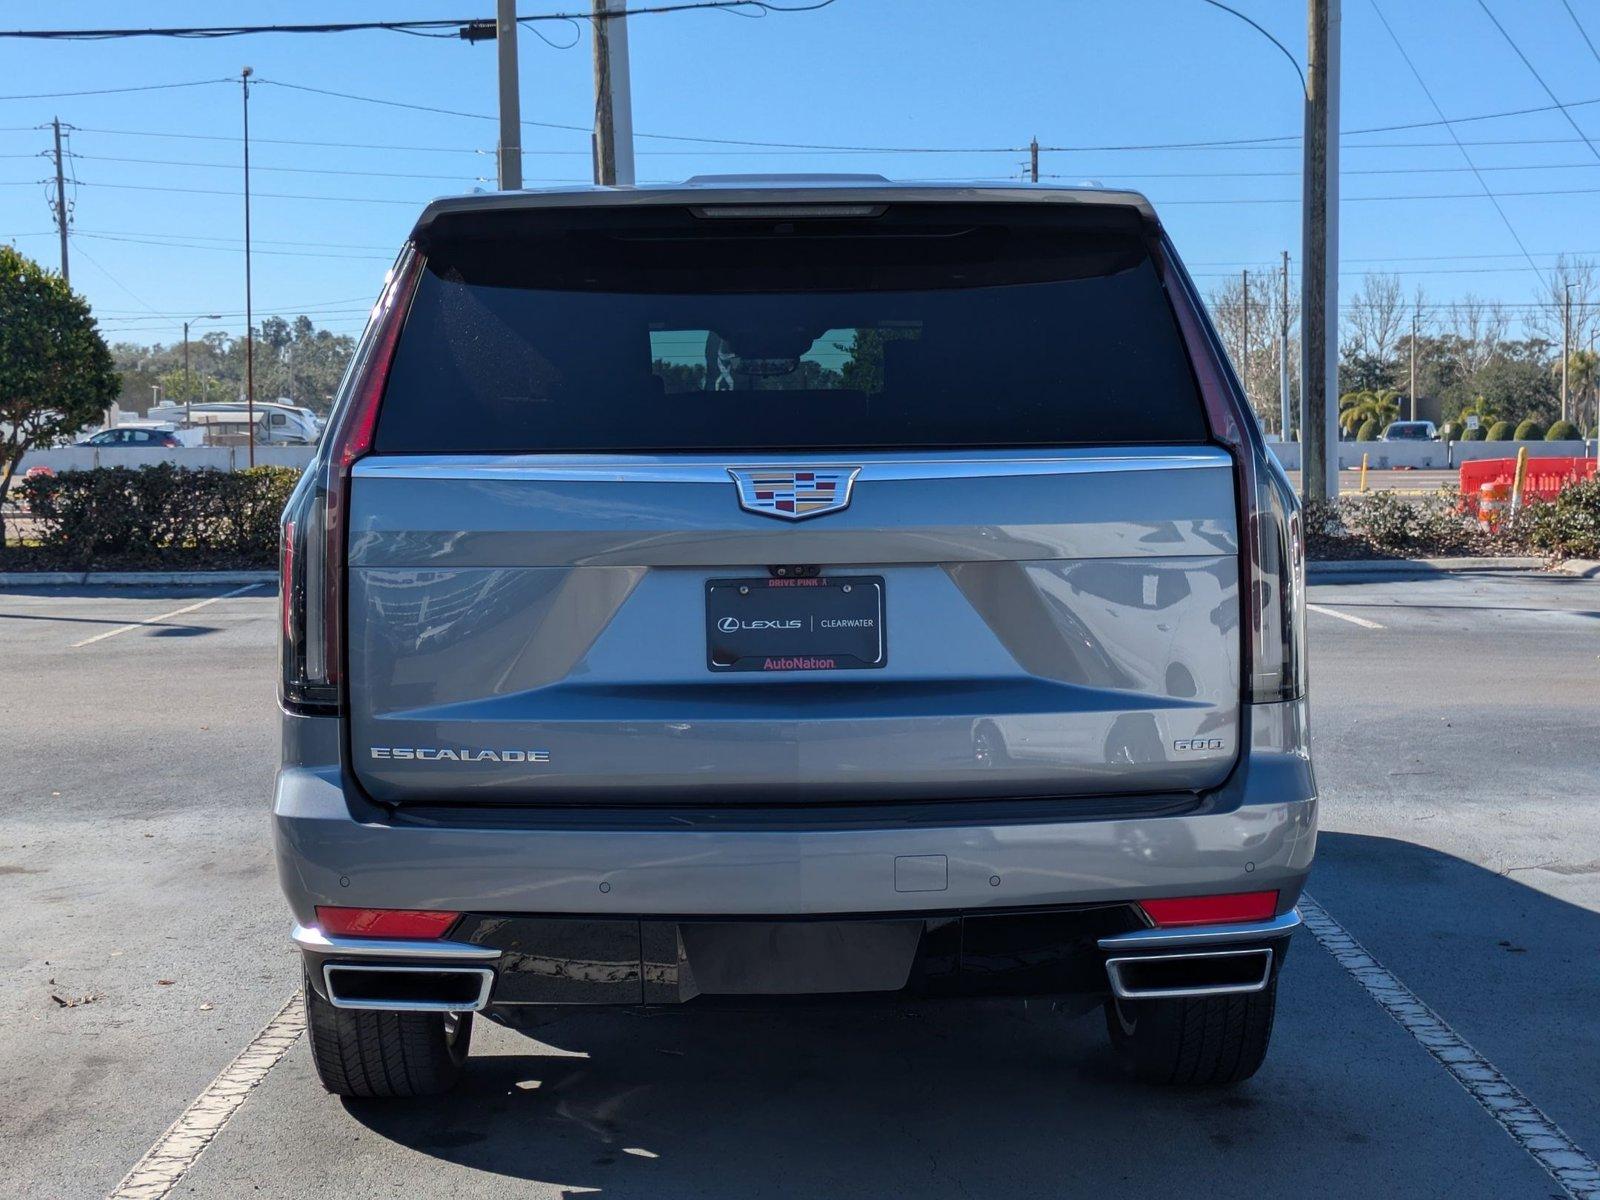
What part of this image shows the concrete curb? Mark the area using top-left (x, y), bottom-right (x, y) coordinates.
top-left (1552, 558), bottom-right (1600, 579)
top-left (0, 570), bottom-right (276, 588)
top-left (1308, 557), bottom-right (1548, 579)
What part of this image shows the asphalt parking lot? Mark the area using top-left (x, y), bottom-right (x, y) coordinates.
top-left (3, 572), bottom-right (1598, 1199)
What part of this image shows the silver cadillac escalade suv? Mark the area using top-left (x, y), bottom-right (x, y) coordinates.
top-left (275, 177), bottom-right (1313, 1097)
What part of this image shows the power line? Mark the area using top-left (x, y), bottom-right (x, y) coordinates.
top-left (1367, 0), bottom-right (1547, 285)
top-left (1194, 248), bottom-right (1600, 266)
top-left (13, 227), bottom-right (397, 251)
top-left (0, 2), bottom-right (836, 40)
top-left (68, 148), bottom-right (1600, 183)
top-left (72, 231), bottom-right (392, 261)
top-left (1474, 0), bottom-right (1600, 164)
top-left (1162, 185), bottom-right (1600, 204)
top-left (0, 79), bottom-right (230, 101)
top-left (63, 125), bottom-right (492, 156)
top-left (1194, 0), bottom-right (1304, 89)
top-left (1043, 161), bottom-right (1600, 180)
top-left (16, 122), bottom-right (1600, 157)
top-left (1564, 0), bottom-right (1600, 68)
top-left (69, 152), bottom-right (485, 183)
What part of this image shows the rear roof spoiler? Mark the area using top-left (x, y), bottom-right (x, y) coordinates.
top-left (409, 182), bottom-right (1162, 242)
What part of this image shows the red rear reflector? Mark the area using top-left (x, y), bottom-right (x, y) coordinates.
top-left (1138, 891), bottom-right (1278, 927)
top-left (316, 907), bottom-right (459, 939)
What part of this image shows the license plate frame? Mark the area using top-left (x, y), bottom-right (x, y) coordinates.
top-left (705, 576), bottom-right (886, 672)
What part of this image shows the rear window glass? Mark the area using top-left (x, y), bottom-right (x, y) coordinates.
top-left (374, 204), bottom-right (1207, 454)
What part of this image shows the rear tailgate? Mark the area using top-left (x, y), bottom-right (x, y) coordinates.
top-left (343, 198), bottom-right (1241, 808)
top-left (347, 451), bottom-right (1238, 804)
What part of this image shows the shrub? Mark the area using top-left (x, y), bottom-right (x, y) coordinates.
top-left (1486, 420), bottom-right (1516, 441)
top-left (1438, 421), bottom-right (1461, 442)
top-left (1513, 419), bottom-right (1545, 441)
top-left (17, 464), bottom-right (299, 568)
top-left (1460, 423), bottom-right (1486, 441)
top-left (1521, 476), bottom-right (1600, 559)
top-left (1344, 489), bottom-right (1483, 556)
top-left (1545, 419), bottom-right (1581, 441)
top-left (1356, 418), bottom-right (1380, 441)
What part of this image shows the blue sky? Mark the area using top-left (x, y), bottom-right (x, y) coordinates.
top-left (2, 0), bottom-right (1598, 346)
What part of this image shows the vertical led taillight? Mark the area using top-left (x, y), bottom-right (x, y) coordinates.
top-left (1158, 239), bottom-right (1305, 705)
top-left (280, 249), bottom-right (422, 714)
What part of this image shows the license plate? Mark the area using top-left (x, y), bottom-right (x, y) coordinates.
top-left (705, 576), bottom-right (886, 672)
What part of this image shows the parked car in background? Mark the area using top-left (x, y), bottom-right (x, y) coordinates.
top-left (276, 178), bottom-right (1314, 1100)
top-left (1381, 420), bottom-right (1437, 441)
top-left (77, 427), bottom-right (182, 448)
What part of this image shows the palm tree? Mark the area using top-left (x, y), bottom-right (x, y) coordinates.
top-left (1337, 388), bottom-right (1401, 436)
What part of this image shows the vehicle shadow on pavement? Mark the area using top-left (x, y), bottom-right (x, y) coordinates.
top-left (337, 832), bottom-right (1594, 1200)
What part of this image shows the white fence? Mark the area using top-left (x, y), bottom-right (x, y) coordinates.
top-left (18, 445), bottom-right (318, 473)
top-left (1266, 440), bottom-right (1596, 472)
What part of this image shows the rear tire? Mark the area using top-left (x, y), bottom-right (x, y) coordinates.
top-left (1104, 976), bottom-right (1277, 1086)
top-left (303, 970), bottom-right (472, 1098)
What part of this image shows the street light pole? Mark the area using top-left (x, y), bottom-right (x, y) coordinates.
top-left (1280, 250), bottom-right (1291, 441)
top-left (241, 67), bottom-right (256, 468)
top-left (183, 314), bottom-right (222, 423)
top-left (1562, 282), bottom-right (1573, 425)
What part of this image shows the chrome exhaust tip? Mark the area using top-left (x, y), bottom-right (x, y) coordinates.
top-left (1104, 947), bottom-right (1273, 1000)
top-left (322, 963), bottom-right (494, 1012)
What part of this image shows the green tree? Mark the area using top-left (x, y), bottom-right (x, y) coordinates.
top-left (0, 247), bottom-right (120, 542)
top-left (1337, 388), bottom-right (1401, 436)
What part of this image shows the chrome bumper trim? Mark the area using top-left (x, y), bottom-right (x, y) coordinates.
top-left (1096, 908), bottom-right (1301, 950)
top-left (292, 922), bottom-right (501, 960)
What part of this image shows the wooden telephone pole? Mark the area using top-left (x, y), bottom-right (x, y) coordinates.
top-left (1300, 0), bottom-right (1340, 502)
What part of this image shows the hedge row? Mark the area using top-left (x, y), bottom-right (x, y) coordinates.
top-left (1307, 476), bottom-right (1600, 561)
top-left (12, 464), bottom-right (300, 569)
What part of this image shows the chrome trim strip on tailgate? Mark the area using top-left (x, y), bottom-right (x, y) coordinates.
top-left (353, 448), bottom-right (1233, 484)
top-left (1097, 909), bottom-right (1301, 950)
top-left (292, 923), bottom-right (502, 960)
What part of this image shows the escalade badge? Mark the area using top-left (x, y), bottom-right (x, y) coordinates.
top-left (729, 467), bottom-right (860, 521)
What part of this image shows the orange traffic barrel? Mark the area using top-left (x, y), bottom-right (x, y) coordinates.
top-left (1478, 480), bottom-right (1511, 531)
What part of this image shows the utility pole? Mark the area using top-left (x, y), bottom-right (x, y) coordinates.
top-left (1409, 303), bottom-right (1418, 421)
top-left (1029, 137), bottom-right (1039, 184)
top-left (182, 314), bottom-right (220, 422)
top-left (1241, 269), bottom-right (1251, 414)
top-left (1280, 250), bottom-right (1291, 441)
top-left (591, 0), bottom-right (635, 185)
top-left (496, 0), bottom-right (522, 189)
top-left (241, 68), bottom-right (256, 468)
top-left (51, 117), bottom-right (69, 284)
top-left (1562, 282), bottom-right (1573, 424)
top-left (1300, 0), bottom-right (1340, 502)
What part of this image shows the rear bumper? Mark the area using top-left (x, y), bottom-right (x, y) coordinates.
top-left (278, 700), bottom-right (1315, 1007)
top-left (295, 909), bottom-right (1299, 1011)
top-left (276, 773), bottom-right (1315, 925)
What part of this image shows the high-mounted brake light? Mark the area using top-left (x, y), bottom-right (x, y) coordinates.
top-left (280, 249), bottom-right (422, 713)
top-left (316, 907), bottom-right (460, 939)
top-left (1138, 891), bottom-right (1278, 927)
top-left (1160, 241), bottom-right (1305, 705)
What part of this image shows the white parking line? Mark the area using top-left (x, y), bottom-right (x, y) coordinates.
top-left (1300, 895), bottom-right (1600, 1200)
top-left (108, 992), bottom-right (305, 1200)
top-left (1306, 603), bottom-right (1385, 630)
top-left (71, 584), bottom-right (265, 648)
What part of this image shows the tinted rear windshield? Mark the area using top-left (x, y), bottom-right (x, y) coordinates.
top-left (374, 203), bottom-right (1207, 454)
